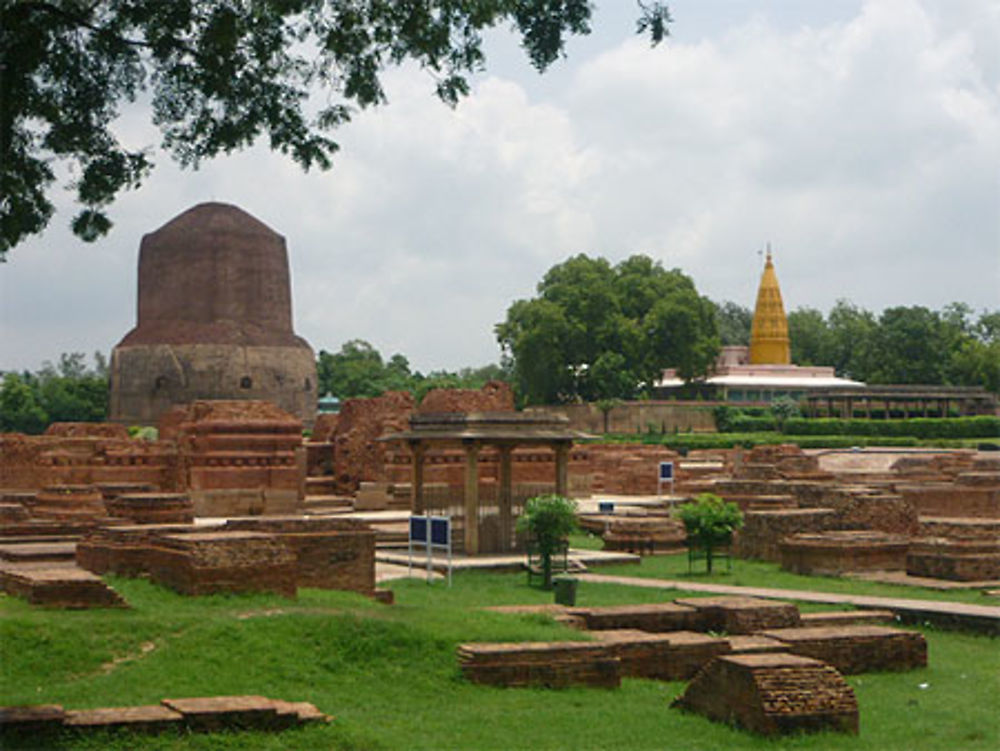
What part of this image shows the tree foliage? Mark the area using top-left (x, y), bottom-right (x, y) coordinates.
top-left (0, 1), bottom-right (672, 258)
top-left (516, 493), bottom-right (577, 589)
top-left (713, 300), bottom-right (752, 346)
top-left (676, 492), bottom-right (742, 574)
top-left (496, 254), bottom-right (719, 404)
top-left (0, 352), bottom-right (109, 433)
top-left (785, 301), bottom-right (999, 393)
top-left (316, 339), bottom-right (507, 401)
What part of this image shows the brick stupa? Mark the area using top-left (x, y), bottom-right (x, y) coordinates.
top-left (109, 203), bottom-right (317, 426)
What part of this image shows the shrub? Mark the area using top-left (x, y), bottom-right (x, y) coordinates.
top-left (676, 493), bottom-right (743, 574)
top-left (516, 494), bottom-right (578, 590)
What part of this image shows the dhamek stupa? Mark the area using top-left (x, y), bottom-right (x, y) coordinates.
top-left (658, 249), bottom-right (862, 401)
top-left (109, 203), bottom-right (317, 425)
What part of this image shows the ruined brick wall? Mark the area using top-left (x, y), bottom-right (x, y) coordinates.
top-left (416, 381), bottom-right (514, 413)
top-left (165, 401), bottom-right (303, 516)
top-left (896, 482), bottom-right (1000, 519)
top-left (591, 630), bottom-right (730, 681)
top-left (0, 430), bottom-right (177, 491)
top-left (735, 509), bottom-right (839, 561)
top-left (329, 391), bottom-right (414, 494)
top-left (586, 444), bottom-right (681, 495)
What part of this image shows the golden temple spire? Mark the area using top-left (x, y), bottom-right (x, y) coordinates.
top-left (749, 246), bottom-right (791, 364)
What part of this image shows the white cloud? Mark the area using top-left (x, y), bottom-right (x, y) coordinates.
top-left (2, 0), bottom-right (997, 375)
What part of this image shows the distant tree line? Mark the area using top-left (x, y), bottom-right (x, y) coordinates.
top-left (316, 340), bottom-right (507, 403)
top-left (0, 353), bottom-right (109, 434)
top-left (714, 299), bottom-right (999, 393)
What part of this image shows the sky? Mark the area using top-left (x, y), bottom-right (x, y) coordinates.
top-left (2, 0), bottom-right (998, 376)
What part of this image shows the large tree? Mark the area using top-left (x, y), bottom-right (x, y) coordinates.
top-left (0, 1), bottom-right (671, 258)
top-left (496, 253), bottom-right (719, 404)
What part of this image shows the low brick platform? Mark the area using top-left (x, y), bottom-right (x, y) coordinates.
top-left (105, 493), bottom-right (194, 524)
top-left (590, 629), bottom-right (730, 680)
top-left (1, 696), bottom-right (329, 739)
top-left (906, 538), bottom-right (1000, 582)
top-left (572, 602), bottom-right (701, 632)
top-left (736, 509), bottom-right (838, 561)
top-left (76, 524), bottom-right (204, 576)
top-left (673, 596), bottom-right (801, 635)
top-left (148, 532), bottom-right (297, 597)
top-left (0, 565), bottom-right (126, 608)
top-left (673, 653), bottom-right (858, 736)
top-left (224, 517), bottom-right (376, 594)
top-left (779, 531), bottom-right (909, 576)
top-left (32, 485), bottom-right (107, 521)
top-left (724, 635), bottom-right (788, 655)
top-left (758, 625), bottom-right (927, 674)
top-left (458, 642), bottom-right (621, 688)
top-left (0, 503), bottom-right (29, 523)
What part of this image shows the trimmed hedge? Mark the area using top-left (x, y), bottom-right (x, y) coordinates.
top-left (593, 433), bottom-right (920, 451)
top-left (783, 416), bottom-right (1000, 439)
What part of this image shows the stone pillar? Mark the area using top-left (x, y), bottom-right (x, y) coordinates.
top-left (464, 440), bottom-right (480, 555)
top-left (410, 441), bottom-right (425, 514)
top-left (498, 444), bottom-right (514, 553)
top-left (554, 442), bottom-right (570, 497)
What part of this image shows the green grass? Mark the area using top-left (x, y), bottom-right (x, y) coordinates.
top-left (1, 572), bottom-right (998, 750)
top-left (595, 552), bottom-right (998, 607)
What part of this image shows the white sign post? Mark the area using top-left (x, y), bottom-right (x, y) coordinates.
top-left (408, 514), bottom-right (453, 586)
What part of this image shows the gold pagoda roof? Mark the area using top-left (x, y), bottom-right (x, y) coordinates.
top-left (749, 250), bottom-right (791, 365)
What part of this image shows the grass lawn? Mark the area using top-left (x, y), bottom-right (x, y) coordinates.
top-left (1, 570), bottom-right (998, 750)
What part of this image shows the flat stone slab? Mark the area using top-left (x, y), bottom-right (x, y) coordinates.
top-left (0, 704), bottom-right (66, 733)
top-left (65, 705), bottom-right (183, 731)
top-left (161, 696), bottom-right (286, 730)
top-left (0, 542), bottom-right (78, 562)
top-left (725, 635), bottom-right (789, 654)
top-left (799, 610), bottom-right (896, 627)
top-left (573, 602), bottom-right (701, 632)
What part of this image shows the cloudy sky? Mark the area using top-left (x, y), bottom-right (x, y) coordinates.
top-left (2, 0), bottom-right (998, 376)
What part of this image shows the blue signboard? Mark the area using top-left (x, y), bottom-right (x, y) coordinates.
top-left (430, 517), bottom-right (450, 546)
top-left (409, 516), bottom-right (428, 544)
top-left (598, 501), bottom-right (615, 514)
top-left (659, 461), bottom-right (674, 480)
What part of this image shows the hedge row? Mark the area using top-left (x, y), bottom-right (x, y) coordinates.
top-left (595, 433), bottom-right (922, 451)
top-left (782, 416), bottom-right (1000, 439)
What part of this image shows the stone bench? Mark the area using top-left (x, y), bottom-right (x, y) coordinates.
top-left (457, 642), bottom-right (620, 688)
top-left (758, 625), bottom-right (927, 674)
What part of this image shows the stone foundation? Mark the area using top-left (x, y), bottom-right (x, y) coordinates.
top-left (673, 653), bottom-right (858, 736)
top-left (758, 625), bottom-right (927, 674)
top-left (0, 565), bottom-right (127, 608)
top-left (458, 642), bottom-right (621, 688)
top-left (779, 531), bottom-right (909, 575)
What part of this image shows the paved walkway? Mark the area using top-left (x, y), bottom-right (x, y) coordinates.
top-left (577, 572), bottom-right (1000, 635)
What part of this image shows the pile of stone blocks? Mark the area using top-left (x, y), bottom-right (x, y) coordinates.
top-left (757, 625), bottom-right (927, 674)
top-left (673, 653), bottom-right (858, 736)
top-left (779, 530), bottom-right (910, 576)
top-left (457, 642), bottom-right (621, 689)
top-left (0, 696), bottom-right (329, 739)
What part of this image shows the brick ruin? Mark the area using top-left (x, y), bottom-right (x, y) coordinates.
top-left (460, 594), bottom-right (926, 737)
